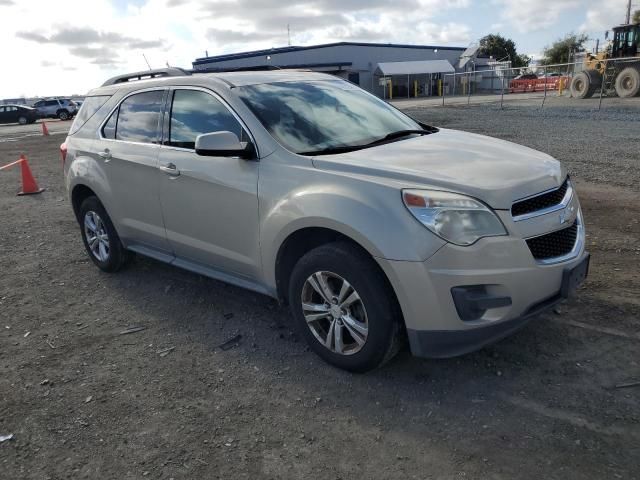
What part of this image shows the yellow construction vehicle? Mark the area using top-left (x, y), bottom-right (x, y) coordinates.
top-left (571, 22), bottom-right (640, 98)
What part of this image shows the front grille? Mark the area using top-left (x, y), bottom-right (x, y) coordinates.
top-left (526, 221), bottom-right (578, 260)
top-left (512, 178), bottom-right (569, 218)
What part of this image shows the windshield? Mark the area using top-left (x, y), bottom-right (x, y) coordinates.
top-left (237, 80), bottom-right (423, 155)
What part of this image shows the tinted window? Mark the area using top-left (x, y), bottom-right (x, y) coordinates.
top-left (115, 90), bottom-right (164, 144)
top-left (168, 89), bottom-right (244, 149)
top-left (70, 95), bottom-right (110, 135)
top-left (45, 100), bottom-right (58, 106)
top-left (102, 108), bottom-right (118, 140)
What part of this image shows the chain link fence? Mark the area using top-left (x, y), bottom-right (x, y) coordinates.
top-left (437, 56), bottom-right (640, 111)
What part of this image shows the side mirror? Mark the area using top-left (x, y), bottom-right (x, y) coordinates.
top-left (195, 131), bottom-right (255, 159)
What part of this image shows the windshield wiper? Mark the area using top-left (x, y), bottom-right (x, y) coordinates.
top-left (299, 145), bottom-right (370, 156)
top-left (367, 129), bottom-right (430, 146)
top-left (300, 129), bottom-right (432, 156)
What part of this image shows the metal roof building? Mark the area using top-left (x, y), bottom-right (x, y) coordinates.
top-left (192, 42), bottom-right (466, 98)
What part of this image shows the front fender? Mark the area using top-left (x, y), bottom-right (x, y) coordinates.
top-left (259, 182), bottom-right (445, 290)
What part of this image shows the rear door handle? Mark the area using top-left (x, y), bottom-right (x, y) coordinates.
top-left (159, 162), bottom-right (180, 176)
top-left (98, 150), bottom-right (112, 162)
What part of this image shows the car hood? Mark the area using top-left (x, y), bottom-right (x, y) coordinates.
top-left (310, 128), bottom-right (564, 209)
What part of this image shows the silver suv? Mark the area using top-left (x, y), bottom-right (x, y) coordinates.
top-left (62, 68), bottom-right (589, 372)
top-left (33, 98), bottom-right (77, 120)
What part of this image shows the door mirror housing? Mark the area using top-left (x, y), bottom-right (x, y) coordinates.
top-left (195, 131), bottom-right (255, 159)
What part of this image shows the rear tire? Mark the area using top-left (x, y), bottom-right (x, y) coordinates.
top-left (78, 196), bottom-right (130, 273)
top-left (18, 116), bottom-right (27, 125)
top-left (571, 71), bottom-right (599, 99)
top-left (288, 241), bottom-right (402, 372)
top-left (615, 66), bottom-right (640, 98)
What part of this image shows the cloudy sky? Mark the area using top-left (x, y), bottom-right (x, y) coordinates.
top-left (0, 0), bottom-right (632, 98)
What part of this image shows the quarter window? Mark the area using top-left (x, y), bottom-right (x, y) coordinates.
top-left (70, 95), bottom-right (110, 135)
top-left (167, 89), bottom-right (245, 149)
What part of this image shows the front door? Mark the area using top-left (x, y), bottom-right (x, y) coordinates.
top-left (96, 89), bottom-right (171, 253)
top-left (158, 88), bottom-right (260, 280)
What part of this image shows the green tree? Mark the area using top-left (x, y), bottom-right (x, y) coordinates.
top-left (478, 33), bottom-right (531, 68)
top-left (540, 33), bottom-right (589, 65)
top-left (633, 9), bottom-right (640, 24)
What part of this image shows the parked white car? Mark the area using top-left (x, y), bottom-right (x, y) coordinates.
top-left (33, 98), bottom-right (78, 120)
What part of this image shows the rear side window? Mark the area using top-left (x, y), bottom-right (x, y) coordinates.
top-left (167, 89), bottom-right (245, 149)
top-left (69, 95), bottom-right (110, 135)
top-left (113, 90), bottom-right (164, 144)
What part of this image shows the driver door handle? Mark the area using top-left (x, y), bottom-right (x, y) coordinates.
top-left (159, 162), bottom-right (180, 176)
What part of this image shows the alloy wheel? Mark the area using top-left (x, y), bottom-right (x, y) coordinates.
top-left (301, 271), bottom-right (369, 355)
top-left (84, 211), bottom-right (110, 262)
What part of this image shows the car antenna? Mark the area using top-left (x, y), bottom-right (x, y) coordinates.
top-left (142, 53), bottom-right (152, 71)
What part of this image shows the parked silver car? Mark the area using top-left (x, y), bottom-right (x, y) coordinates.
top-left (33, 98), bottom-right (77, 120)
top-left (62, 68), bottom-right (589, 371)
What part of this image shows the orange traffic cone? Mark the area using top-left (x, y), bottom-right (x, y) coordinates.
top-left (0, 154), bottom-right (45, 196)
top-left (17, 154), bottom-right (45, 196)
top-left (42, 122), bottom-right (49, 136)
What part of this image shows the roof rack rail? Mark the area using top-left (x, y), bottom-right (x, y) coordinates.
top-left (101, 67), bottom-right (191, 87)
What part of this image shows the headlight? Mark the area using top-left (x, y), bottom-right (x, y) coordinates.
top-left (402, 189), bottom-right (507, 246)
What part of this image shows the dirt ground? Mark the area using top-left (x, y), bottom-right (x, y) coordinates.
top-left (0, 105), bottom-right (639, 479)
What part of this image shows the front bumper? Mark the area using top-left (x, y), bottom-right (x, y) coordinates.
top-left (407, 290), bottom-right (563, 358)
top-left (376, 233), bottom-right (588, 359)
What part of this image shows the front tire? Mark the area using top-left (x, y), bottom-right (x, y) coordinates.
top-left (18, 116), bottom-right (28, 125)
top-left (288, 242), bottom-right (402, 372)
top-left (79, 196), bottom-right (130, 272)
top-left (58, 110), bottom-right (70, 120)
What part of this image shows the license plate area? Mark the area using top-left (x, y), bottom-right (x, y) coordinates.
top-left (561, 254), bottom-right (590, 298)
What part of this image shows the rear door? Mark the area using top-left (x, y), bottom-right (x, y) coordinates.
top-left (0, 107), bottom-right (7, 123)
top-left (157, 87), bottom-right (260, 279)
top-left (6, 106), bottom-right (19, 123)
top-left (44, 100), bottom-right (58, 116)
top-left (97, 88), bottom-right (171, 254)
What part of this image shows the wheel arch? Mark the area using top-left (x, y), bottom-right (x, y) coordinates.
top-left (71, 184), bottom-right (98, 222)
top-left (273, 226), bottom-right (403, 324)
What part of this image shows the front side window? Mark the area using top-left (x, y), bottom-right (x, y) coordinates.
top-left (167, 89), bottom-right (244, 149)
top-left (237, 80), bottom-right (421, 155)
top-left (103, 90), bottom-right (164, 144)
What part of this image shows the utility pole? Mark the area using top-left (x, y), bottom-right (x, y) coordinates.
top-left (626, 0), bottom-right (632, 24)
top-left (287, 24), bottom-right (291, 46)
